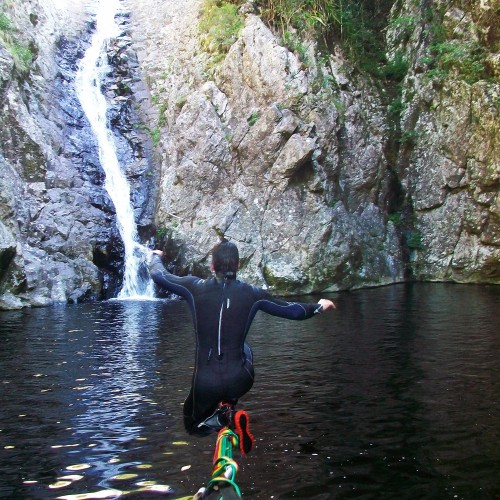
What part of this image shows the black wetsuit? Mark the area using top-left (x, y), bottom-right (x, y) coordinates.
top-left (149, 254), bottom-right (323, 435)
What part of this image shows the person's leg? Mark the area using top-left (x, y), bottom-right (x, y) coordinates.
top-left (184, 350), bottom-right (255, 439)
top-left (225, 346), bottom-right (255, 454)
top-left (243, 342), bottom-right (253, 364)
top-left (183, 385), bottom-right (220, 436)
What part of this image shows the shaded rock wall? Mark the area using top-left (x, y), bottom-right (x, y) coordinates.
top-left (387, 0), bottom-right (499, 282)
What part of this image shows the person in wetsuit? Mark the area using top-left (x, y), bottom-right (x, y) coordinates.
top-left (148, 240), bottom-right (335, 454)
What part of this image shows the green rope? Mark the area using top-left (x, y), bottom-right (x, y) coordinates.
top-left (206, 427), bottom-right (242, 497)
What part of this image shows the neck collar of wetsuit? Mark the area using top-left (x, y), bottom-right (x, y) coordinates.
top-left (215, 271), bottom-right (237, 281)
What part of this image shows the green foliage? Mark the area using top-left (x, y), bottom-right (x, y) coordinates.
top-left (382, 51), bottom-right (409, 81)
top-left (150, 128), bottom-right (161, 147)
top-left (0, 11), bottom-right (33, 73)
top-left (406, 230), bottom-right (423, 250)
top-left (156, 226), bottom-right (168, 239)
top-left (399, 129), bottom-right (418, 145)
top-left (388, 212), bottom-right (402, 225)
top-left (0, 12), bottom-right (12, 32)
top-left (158, 101), bottom-right (168, 127)
top-left (176, 96), bottom-right (187, 109)
top-left (429, 40), bottom-right (488, 84)
top-left (254, 0), bottom-right (395, 77)
top-left (421, 8), bottom-right (490, 85)
top-left (332, 98), bottom-right (346, 123)
top-left (200, 0), bottom-right (244, 56)
top-left (11, 43), bottom-right (33, 73)
top-left (281, 30), bottom-right (310, 66)
top-left (311, 67), bottom-right (336, 94)
top-left (388, 15), bottom-right (418, 32)
top-left (257, 0), bottom-right (344, 35)
top-left (387, 93), bottom-right (403, 117)
top-left (247, 110), bottom-right (260, 126)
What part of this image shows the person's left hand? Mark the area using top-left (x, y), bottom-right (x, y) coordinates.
top-left (318, 299), bottom-right (336, 311)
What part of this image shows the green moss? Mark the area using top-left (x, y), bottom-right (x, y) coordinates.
top-left (406, 230), bottom-right (423, 250)
top-left (247, 110), bottom-right (260, 126)
top-left (262, 264), bottom-right (300, 294)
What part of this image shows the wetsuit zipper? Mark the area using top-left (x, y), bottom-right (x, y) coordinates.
top-left (218, 283), bottom-right (231, 357)
top-left (218, 300), bottom-right (224, 356)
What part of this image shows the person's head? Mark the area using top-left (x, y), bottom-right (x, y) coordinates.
top-left (211, 240), bottom-right (239, 277)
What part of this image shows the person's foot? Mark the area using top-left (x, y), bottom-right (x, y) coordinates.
top-left (197, 402), bottom-right (235, 432)
top-left (233, 410), bottom-right (254, 455)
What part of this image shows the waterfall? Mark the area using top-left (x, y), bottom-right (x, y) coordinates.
top-left (75, 0), bottom-right (155, 299)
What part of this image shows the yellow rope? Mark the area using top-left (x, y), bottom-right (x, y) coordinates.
top-left (206, 427), bottom-right (242, 497)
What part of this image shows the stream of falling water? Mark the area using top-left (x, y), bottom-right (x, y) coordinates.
top-left (75, 0), bottom-right (154, 299)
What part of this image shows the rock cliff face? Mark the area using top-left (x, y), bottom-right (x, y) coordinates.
top-left (128, 0), bottom-right (498, 291)
top-left (0, 0), bottom-right (498, 308)
top-left (127, 0), bottom-right (406, 292)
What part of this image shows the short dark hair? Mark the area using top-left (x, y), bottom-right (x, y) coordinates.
top-left (212, 240), bottom-right (239, 274)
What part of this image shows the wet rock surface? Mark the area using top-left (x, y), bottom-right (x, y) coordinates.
top-left (0, 0), bottom-right (156, 308)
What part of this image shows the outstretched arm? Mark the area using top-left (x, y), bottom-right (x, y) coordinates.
top-left (256, 291), bottom-right (336, 320)
top-left (148, 250), bottom-right (202, 299)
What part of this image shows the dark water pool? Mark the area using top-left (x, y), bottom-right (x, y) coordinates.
top-left (0, 283), bottom-right (499, 499)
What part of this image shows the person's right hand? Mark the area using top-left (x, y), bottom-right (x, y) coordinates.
top-left (151, 249), bottom-right (164, 257)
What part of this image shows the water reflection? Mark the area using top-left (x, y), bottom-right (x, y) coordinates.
top-left (71, 301), bottom-right (160, 469)
top-left (0, 284), bottom-right (499, 499)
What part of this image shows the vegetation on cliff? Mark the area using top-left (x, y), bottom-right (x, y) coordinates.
top-left (0, 10), bottom-right (33, 73)
top-left (200, 0), bottom-right (497, 84)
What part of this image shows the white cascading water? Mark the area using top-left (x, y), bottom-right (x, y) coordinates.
top-left (75, 0), bottom-right (155, 299)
